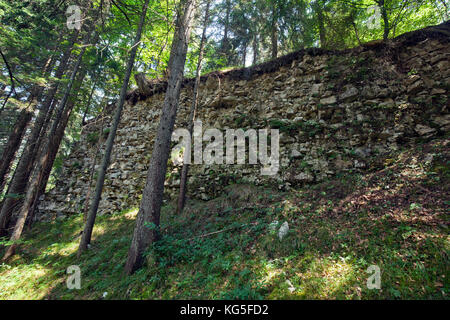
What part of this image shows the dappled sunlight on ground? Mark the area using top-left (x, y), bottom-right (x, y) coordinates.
top-left (0, 139), bottom-right (447, 299)
top-left (123, 208), bottom-right (138, 219)
top-left (0, 263), bottom-right (52, 299)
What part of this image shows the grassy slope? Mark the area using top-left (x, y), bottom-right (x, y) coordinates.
top-left (0, 138), bottom-right (448, 300)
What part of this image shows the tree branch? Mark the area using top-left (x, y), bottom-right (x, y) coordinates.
top-left (0, 48), bottom-right (18, 112)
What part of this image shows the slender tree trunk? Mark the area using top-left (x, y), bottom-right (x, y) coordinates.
top-left (271, 25), bottom-right (278, 59)
top-left (77, 0), bottom-right (151, 257)
top-left (0, 104), bottom-right (33, 194)
top-left (242, 43), bottom-right (247, 67)
top-left (36, 30), bottom-right (80, 134)
top-left (125, 0), bottom-right (196, 275)
top-left (0, 54), bottom-right (56, 195)
top-left (251, 8), bottom-right (260, 66)
top-left (176, 1), bottom-right (210, 215)
top-left (315, 0), bottom-right (327, 48)
top-left (0, 32), bottom-right (78, 235)
top-left (352, 21), bottom-right (362, 46)
top-left (83, 102), bottom-right (106, 222)
top-left (252, 33), bottom-right (259, 65)
top-left (154, 35), bottom-right (169, 76)
top-left (0, 59), bottom-right (17, 115)
top-left (377, 0), bottom-right (390, 40)
top-left (2, 34), bottom-right (89, 261)
top-left (222, 0), bottom-right (231, 62)
top-left (27, 66), bottom-right (90, 227)
top-left (271, 3), bottom-right (278, 59)
top-left (81, 75), bottom-right (98, 126)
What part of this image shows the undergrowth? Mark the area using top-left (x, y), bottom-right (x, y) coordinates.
top-left (0, 139), bottom-right (448, 300)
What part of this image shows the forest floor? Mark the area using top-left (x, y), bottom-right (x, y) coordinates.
top-left (0, 137), bottom-right (448, 300)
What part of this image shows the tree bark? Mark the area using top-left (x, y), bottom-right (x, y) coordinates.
top-left (352, 21), bottom-right (362, 46)
top-left (0, 53), bottom-right (17, 115)
top-left (222, 0), bottom-right (231, 62)
top-left (0, 31), bottom-right (78, 235)
top-left (242, 43), bottom-right (247, 67)
top-left (2, 32), bottom-right (89, 261)
top-left (0, 105), bottom-right (33, 195)
top-left (77, 0), bottom-right (151, 256)
top-left (27, 66), bottom-right (90, 227)
top-left (271, 2), bottom-right (278, 59)
top-left (176, 1), bottom-right (210, 215)
top-left (315, 0), bottom-right (327, 49)
top-left (125, 0), bottom-right (196, 275)
top-left (0, 54), bottom-right (56, 195)
top-left (250, 6), bottom-right (260, 66)
top-left (81, 74), bottom-right (98, 126)
top-left (82, 101), bottom-right (106, 222)
top-left (377, 0), bottom-right (390, 40)
top-left (252, 33), bottom-right (259, 65)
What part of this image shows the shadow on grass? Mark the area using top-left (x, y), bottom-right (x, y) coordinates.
top-left (0, 139), bottom-right (448, 299)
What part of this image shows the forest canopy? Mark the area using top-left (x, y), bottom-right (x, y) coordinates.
top-left (1, 0), bottom-right (448, 118)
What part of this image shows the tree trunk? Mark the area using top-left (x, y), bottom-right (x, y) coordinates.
top-left (222, 0), bottom-right (231, 62)
top-left (0, 58), bottom-right (17, 115)
top-left (81, 75), bottom-right (98, 126)
top-left (176, 1), bottom-right (210, 215)
top-left (377, 0), bottom-right (390, 40)
top-left (315, 0), bottom-right (327, 48)
top-left (27, 66), bottom-right (89, 227)
top-left (125, 0), bottom-right (196, 275)
top-left (154, 33), bottom-right (170, 76)
top-left (352, 21), bottom-right (362, 46)
top-left (252, 33), bottom-right (259, 65)
top-left (0, 105), bottom-right (33, 194)
top-left (77, 0), bottom-right (151, 256)
top-left (82, 101), bottom-right (106, 222)
top-left (242, 43), bottom-right (247, 67)
top-left (0, 54), bottom-right (56, 195)
top-left (271, 3), bottom-right (278, 59)
top-left (2, 33), bottom-right (89, 261)
top-left (0, 32), bottom-right (78, 235)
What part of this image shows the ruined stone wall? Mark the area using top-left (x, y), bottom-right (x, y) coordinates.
top-left (37, 30), bottom-right (449, 221)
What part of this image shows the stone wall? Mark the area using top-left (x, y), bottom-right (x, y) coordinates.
top-left (37, 26), bottom-right (449, 221)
